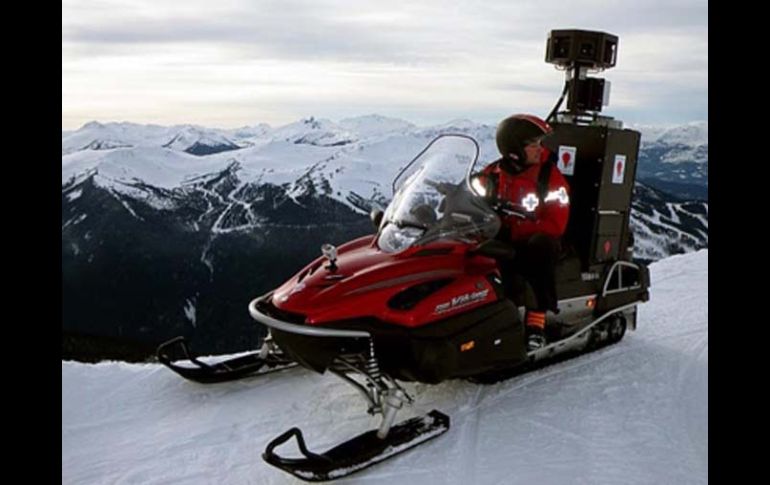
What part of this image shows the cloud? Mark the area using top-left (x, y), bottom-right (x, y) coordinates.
top-left (62, 0), bottom-right (707, 128)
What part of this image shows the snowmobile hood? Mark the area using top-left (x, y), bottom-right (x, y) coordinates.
top-left (270, 236), bottom-right (495, 327)
top-left (268, 134), bottom-right (505, 328)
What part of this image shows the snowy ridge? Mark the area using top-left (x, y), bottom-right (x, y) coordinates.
top-left (62, 116), bottom-right (708, 257)
top-left (62, 250), bottom-right (708, 484)
top-left (271, 116), bottom-right (358, 147)
top-left (61, 121), bottom-right (243, 156)
top-left (162, 126), bottom-right (240, 155)
top-left (227, 123), bottom-right (273, 146)
top-left (632, 120), bottom-right (708, 148)
top-left (632, 121), bottom-right (708, 191)
top-left (630, 182), bottom-right (708, 260)
top-left (339, 114), bottom-right (416, 138)
top-left (62, 126), bottom-right (426, 217)
top-left (62, 116), bottom-right (707, 185)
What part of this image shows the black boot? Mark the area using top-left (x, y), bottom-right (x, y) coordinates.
top-left (525, 310), bottom-right (547, 352)
top-left (526, 325), bottom-right (546, 351)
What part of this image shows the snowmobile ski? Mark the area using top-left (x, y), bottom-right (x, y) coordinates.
top-left (156, 336), bottom-right (296, 384)
top-left (262, 410), bottom-right (450, 482)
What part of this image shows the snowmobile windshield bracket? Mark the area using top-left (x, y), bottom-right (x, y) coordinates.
top-left (249, 296), bottom-right (372, 338)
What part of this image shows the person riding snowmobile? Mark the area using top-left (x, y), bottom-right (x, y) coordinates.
top-left (474, 114), bottom-right (570, 351)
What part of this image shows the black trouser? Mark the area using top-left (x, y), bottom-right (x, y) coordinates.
top-left (498, 234), bottom-right (561, 313)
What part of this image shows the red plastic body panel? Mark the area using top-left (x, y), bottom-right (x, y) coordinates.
top-left (272, 236), bottom-right (500, 328)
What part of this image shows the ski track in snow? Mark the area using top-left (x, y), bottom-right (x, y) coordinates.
top-left (62, 250), bottom-right (707, 485)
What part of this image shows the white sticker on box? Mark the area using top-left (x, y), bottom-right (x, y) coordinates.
top-left (557, 146), bottom-right (576, 175)
top-left (612, 155), bottom-right (626, 184)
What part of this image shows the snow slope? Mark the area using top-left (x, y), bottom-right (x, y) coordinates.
top-left (62, 250), bottom-right (708, 484)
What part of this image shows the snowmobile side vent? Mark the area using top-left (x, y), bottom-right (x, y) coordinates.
top-left (307, 260), bottom-right (323, 277)
top-left (297, 268), bottom-right (310, 283)
top-left (387, 278), bottom-right (454, 311)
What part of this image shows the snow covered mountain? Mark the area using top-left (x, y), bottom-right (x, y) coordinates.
top-left (631, 182), bottom-right (708, 261)
top-left (61, 117), bottom-right (707, 204)
top-left (62, 122), bottom-right (242, 156)
top-left (62, 249), bottom-right (708, 485)
top-left (631, 121), bottom-right (708, 200)
top-left (61, 116), bottom-right (707, 359)
top-left (61, 116), bottom-right (707, 258)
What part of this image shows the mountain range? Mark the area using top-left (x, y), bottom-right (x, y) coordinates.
top-left (61, 115), bottom-right (708, 360)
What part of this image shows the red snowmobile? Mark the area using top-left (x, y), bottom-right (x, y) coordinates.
top-left (159, 129), bottom-right (649, 481)
top-left (157, 29), bottom-right (650, 482)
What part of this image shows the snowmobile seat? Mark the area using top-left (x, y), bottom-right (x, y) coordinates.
top-left (501, 239), bottom-right (581, 309)
top-left (555, 242), bottom-right (581, 280)
top-left (504, 274), bottom-right (537, 310)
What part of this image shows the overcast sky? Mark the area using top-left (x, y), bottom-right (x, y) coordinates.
top-left (62, 0), bottom-right (707, 130)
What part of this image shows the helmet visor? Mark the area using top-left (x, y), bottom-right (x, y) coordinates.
top-left (533, 131), bottom-right (558, 151)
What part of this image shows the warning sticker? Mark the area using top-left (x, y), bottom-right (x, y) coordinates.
top-left (557, 146), bottom-right (576, 175)
top-left (612, 155), bottom-right (626, 184)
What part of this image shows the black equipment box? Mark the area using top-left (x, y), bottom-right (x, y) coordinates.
top-left (549, 123), bottom-right (641, 269)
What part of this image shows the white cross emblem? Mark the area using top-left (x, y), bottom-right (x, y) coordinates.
top-left (521, 193), bottom-right (539, 212)
top-left (544, 187), bottom-right (569, 205)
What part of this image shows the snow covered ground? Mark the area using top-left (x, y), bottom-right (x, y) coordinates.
top-left (62, 250), bottom-right (708, 484)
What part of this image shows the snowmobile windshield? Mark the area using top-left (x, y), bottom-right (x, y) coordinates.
top-left (377, 134), bottom-right (501, 253)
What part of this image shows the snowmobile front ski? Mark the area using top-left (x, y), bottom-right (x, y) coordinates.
top-left (156, 336), bottom-right (296, 384)
top-left (263, 410), bottom-right (450, 482)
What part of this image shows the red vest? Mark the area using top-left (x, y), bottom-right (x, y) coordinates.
top-left (480, 159), bottom-right (570, 242)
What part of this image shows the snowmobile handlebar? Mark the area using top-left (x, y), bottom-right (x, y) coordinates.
top-left (423, 177), bottom-right (534, 223)
top-left (489, 199), bottom-right (537, 221)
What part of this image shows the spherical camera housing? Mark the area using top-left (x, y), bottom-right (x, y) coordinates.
top-left (546, 30), bottom-right (618, 70)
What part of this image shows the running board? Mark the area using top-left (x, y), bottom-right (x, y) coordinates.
top-left (528, 302), bottom-right (639, 360)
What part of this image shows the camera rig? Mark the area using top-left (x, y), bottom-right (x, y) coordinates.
top-left (545, 29), bottom-right (620, 128)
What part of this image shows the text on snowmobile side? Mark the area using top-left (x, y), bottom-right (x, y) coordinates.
top-left (434, 289), bottom-right (490, 314)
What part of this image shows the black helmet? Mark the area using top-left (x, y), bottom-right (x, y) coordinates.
top-left (495, 114), bottom-right (553, 161)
